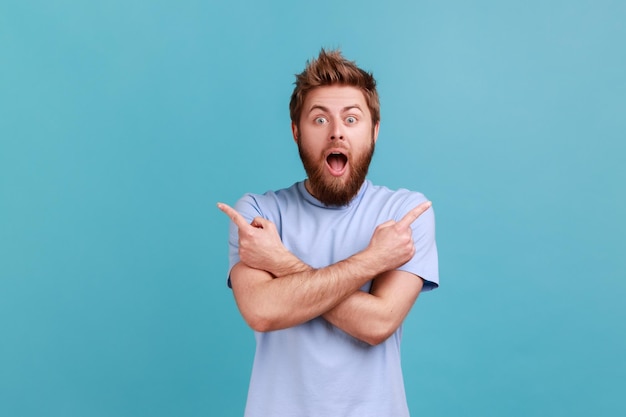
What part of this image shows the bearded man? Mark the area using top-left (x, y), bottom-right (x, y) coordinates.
top-left (218, 49), bottom-right (439, 417)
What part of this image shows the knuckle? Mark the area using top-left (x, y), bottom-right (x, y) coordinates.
top-left (241, 229), bottom-right (255, 240)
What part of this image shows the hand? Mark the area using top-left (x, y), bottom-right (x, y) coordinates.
top-left (366, 201), bottom-right (432, 273)
top-left (217, 202), bottom-right (304, 276)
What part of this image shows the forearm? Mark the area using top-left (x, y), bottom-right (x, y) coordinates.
top-left (275, 254), bottom-right (393, 344)
top-left (266, 249), bottom-right (311, 277)
top-left (269, 249), bottom-right (391, 339)
top-left (231, 249), bottom-right (383, 332)
top-left (323, 291), bottom-right (389, 345)
top-left (260, 255), bottom-right (407, 345)
top-left (322, 292), bottom-right (394, 346)
top-left (323, 270), bottom-right (424, 345)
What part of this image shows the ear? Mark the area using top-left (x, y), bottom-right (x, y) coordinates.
top-left (373, 122), bottom-right (380, 143)
top-left (291, 122), bottom-right (299, 144)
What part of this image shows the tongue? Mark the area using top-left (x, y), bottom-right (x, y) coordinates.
top-left (328, 154), bottom-right (347, 171)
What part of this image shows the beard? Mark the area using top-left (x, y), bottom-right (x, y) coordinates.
top-left (297, 138), bottom-right (375, 206)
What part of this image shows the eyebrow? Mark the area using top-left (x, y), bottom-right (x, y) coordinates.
top-left (308, 104), bottom-right (363, 114)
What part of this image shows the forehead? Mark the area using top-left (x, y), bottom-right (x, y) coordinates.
top-left (304, 85), bottom-right (369, 113)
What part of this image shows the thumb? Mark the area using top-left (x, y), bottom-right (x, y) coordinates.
top-left (250, 216), bottom-right (271, 229)
top-left (376, 219), bottom-right (396, 229)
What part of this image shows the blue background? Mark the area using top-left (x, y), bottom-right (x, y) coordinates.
top-left (1, 1), bottom-right (624, 416)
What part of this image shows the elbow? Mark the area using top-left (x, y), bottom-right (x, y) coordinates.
top-left (243, 309), bottom-right (285, 333)
top-left (361, 321), bottom-right (398, 346)
top-left (363, 330), bottom-right (393, 346)
top-left (247, 316), bottom-right (274, 333)
top-left (365, 337), bottom-right (386, 347)
top-left (236, 296), bottom-right (284, 332)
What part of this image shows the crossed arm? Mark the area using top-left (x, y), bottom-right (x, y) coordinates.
top-left (218, 201), bottom-right (430, 345)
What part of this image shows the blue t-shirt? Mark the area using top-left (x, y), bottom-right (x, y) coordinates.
top-left (227, 180), bottom-right (439, 417)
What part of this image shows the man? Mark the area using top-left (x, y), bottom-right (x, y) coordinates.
top-left (218, 49), bottom-right (439, 417)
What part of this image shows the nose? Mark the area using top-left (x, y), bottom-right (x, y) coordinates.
top-left (330, 122), bottom-right (344, 141)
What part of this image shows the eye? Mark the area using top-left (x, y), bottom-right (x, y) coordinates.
top-left (345, 116), bottom-right (357, 124)
top-left (314, 117), bottom-right (328, 125)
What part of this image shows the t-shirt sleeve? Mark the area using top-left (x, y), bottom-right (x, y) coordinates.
top-left (397, 195), bottom-right (439, 291)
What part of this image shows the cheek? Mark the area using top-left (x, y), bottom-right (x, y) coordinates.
top-left (299, 132), bottom-right (326, 152)
top-left (310, 144), bottom-right (326, 158)
top-left (355, 128), bottom-right (374, 147)
top-left (298, 139), bottom-right (324, 158)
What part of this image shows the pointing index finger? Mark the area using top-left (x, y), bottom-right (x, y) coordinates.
top-left (397, 201), bottom-right (432, 228)
top-left (217, 202), bottom-right (250, 229)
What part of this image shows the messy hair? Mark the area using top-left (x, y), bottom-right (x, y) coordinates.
top-left (289, 49), bottom-right (380, 127)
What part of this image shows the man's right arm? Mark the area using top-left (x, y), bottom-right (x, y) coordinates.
top-left (218, 201), bottom-right (429, 332)
top-left (229, 254), bottom-right (377, 332)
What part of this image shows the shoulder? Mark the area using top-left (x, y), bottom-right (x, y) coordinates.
top-left (365, 180), bottom-right (427, 201)
top-left (365, 183), bottom-right (439, 290)
top-left (234, 182), bottom-right (303, 223)
top-left (362, 181), bottom-right (431, 218)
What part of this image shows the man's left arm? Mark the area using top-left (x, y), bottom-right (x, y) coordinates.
top-left (323, 203), bottom-right (437, 345)
top-left (321, 271), bottom-right (423, 345)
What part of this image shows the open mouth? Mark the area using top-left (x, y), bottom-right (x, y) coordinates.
top-left (326, 151), bottom-right (348, 176)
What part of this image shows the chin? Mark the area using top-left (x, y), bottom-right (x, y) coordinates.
top-left (298, 140), bottom-right (375, 206)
